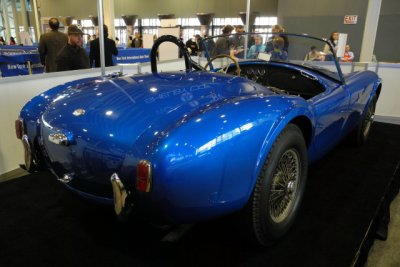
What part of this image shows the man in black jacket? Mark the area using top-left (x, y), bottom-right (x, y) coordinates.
top-left (89, 25), bottom-right (118, 67)
top-left (56, 25), bottom-right (90, 72)
top-left (38, 18), bottom-right (68, 72)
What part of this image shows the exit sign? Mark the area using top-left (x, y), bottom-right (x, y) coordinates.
top-left (344, 15), bottom-right (358, 24)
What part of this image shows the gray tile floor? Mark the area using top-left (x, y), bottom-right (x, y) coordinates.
top-left (0, 169), bottom-right (399, 265)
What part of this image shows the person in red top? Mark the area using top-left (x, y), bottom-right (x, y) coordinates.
top-left (341, 44), bottom-right (354, 62)
top-left (9, 37), bottom-right (16, 45)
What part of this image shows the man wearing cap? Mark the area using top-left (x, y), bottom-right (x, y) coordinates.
top-left (38, 18), bottom-right (68, 73)
top-left (56, 24), bottom-right (90, 72)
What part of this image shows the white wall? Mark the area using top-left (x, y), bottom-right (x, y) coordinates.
top-left (1, 61), bottom-right (399, 175)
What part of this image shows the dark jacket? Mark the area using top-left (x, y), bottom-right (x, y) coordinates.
top-left (89, 38), bottom-right (118, 67)
top-left (132, 37), bottom-right (142, 48)
top-left (212, 36), bottom-right (231, 57)
top-left (185, 39), bottom-right (198, 56)
top-left (38, 30), bottom-right (68, 73)
top-left (56, 43), bottom-right (90, 72)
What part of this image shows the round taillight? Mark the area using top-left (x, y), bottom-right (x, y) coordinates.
top-left (15, 119), bottom-right (23, 140)
top-left (136, 160), bottom-right (152, 192)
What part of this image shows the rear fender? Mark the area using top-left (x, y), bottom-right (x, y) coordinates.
top-left (145, 95), bottom-right (314, 221)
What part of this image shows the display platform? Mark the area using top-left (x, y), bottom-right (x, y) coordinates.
top-left (0, 122), bottom-right (399, 267)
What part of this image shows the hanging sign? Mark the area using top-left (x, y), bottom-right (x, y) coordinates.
top-left (344, 15), bottom-right (358, 24)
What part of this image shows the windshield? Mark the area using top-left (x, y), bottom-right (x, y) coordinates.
top-left (201, 33), bottom-right (343, 82)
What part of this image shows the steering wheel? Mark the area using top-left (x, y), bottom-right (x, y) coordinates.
top-left (204, 54), bottom-right (241, 76)
top-left (150, 35), bottom-right (192, 73)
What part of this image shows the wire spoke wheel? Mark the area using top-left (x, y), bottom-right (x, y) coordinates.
top-left (269, 149), bottom-right (300, 223)
top-left (362, 99), bottom-right (376, 138)
top-left (237, 124), bottom-right (307, 246)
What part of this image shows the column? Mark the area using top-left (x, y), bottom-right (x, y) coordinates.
top-left (19, 0), bottom-right (28, 32)
top-left (31, 0), bottom-right (41, 42)
top-left (10, 0), bottom-right (20, 43)
top-left (103, 0), bottom-right (115, 39)
top-left (1, 0), bottom-right (11, 43)
top-left (359, 0), bottom-right (382, 62)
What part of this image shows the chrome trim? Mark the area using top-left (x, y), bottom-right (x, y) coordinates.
top-left (21, 135), bottom-right (33, 171)
top-left (72, 108), bottom-right (86, 116)
top-left (138, 160), bottom-right (153, 193)
top-left (58, 173), bottom-right (74, 184)
top-left (110, 173), bottom-right (132, 217)
top-left (48, 133), bottom-right (68, 146)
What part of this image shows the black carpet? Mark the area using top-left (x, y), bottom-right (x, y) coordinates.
top-left (0, 122), bottom-right (399, 267)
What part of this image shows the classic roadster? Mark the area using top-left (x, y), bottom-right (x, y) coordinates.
top-left (16, 33), bottom-right (381, 245)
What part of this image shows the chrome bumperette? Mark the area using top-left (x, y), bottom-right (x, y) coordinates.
top-left (48, 133), bottom-right (69, 146)
top-left (110, 173), bottom-right (133, 219)
top-left (21, 134), bottom-right (34, 171)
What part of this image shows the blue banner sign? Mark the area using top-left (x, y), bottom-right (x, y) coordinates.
top-left (0, 48), bottom-right (150, 77)
top-left (0, 53), bottom-right (43, 77)
top-left (114, 48), bottom-right (151, 64)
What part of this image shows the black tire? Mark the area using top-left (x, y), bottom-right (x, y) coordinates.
top-left (353, 95), bottom-right (377, 145)
top-left (238, 124), bottom-right (308, 246)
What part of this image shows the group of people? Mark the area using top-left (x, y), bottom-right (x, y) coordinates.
top-left (32, 18), bottom-right (358, 74)
top-left (38, 17), bottom-right (118, 73)
top-left (210, 24), bottom-right (289, 61)
top-left (305, 31), bottom-right (354, 62)
top-left (0, 36), bottom-right (18, 45)
top-left (127, 32), bottom-right (143, 48)
top-left (205, 25), bottom-right (355, 63)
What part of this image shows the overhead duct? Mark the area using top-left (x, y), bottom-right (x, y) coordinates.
top-left (157, 14), bottom-right (176, 28)
top-left (122, 15), bottom-right (138, 42)
top-left (59, 16), bottom-right (74, 33)
top-left (89, 15), bottom-right (99, 26)
top-left (64, 16), bottom-right (74, 26)
top-left (157, 14), bottom-right (175, 20)
top-left (196, 13), bottom-right (214, 37)
top-left (239, 12), bottom-right (259, 32)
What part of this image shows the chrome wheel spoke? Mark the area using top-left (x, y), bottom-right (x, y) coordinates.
top-left (269, 149), bottom-right (300, 223)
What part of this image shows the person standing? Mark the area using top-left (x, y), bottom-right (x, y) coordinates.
top-left (212, 25), bottom-right (234, 56)
top-left (56, 25), bottom-right (90, 72)
top-left (323, 31), bottom-right (339, 61)
top-left (340, 44), bottom-right (354, 62)
top-left (247, 35), bottom-right (266, 59)
top-left (9, 37), bottom-right (16, 45)
top-left (89, 24), bottom-right (118, 67)
top-left (38, 17), bottom-right (68, 72)
top-left (265, 24), bottom-right (289, 53)
top-left (127, 36), bottom-right (133, 48)
top-left (230, 25), bottom-right (246, 58)
top-left (86, 34), bottom-right (92, 48)
top-left (132, 32), bottom-right (142, 48)
top-left (186, 35), bottom-right (198, 56)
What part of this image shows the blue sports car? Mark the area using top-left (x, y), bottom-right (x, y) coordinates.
top-left (16, 33), bottom-right (381, 245)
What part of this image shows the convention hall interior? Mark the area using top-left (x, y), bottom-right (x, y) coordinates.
top-left (0, 0), bottom-right (399, 266)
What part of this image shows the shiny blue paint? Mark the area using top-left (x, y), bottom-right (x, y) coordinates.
top-left (19, 60), bottom-right (381, 224)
